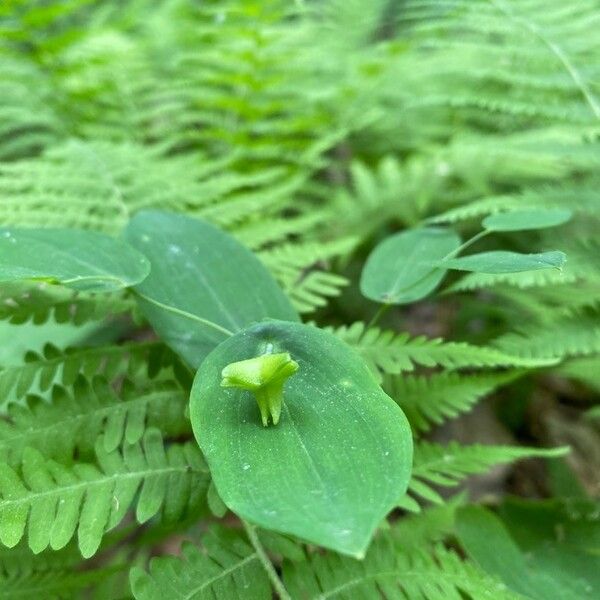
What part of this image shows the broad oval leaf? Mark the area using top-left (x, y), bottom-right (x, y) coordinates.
top-left (360, 228), bottom-right (461, 304)
top-left (0, 228), bottom-right (149, 292)
top-left (482, 209), bottom-right (572, 232)
top-left (125, 211), bottom-right (299, 368)
top-left (190, 320), bottom-right (412, 557)
top-left (440, 250), bottom-right (566, 274)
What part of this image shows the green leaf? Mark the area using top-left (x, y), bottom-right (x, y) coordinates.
top-left (360, 227), bottom-right (461, 304)
top-left (457, 506), bottom-right (594, 600)
top-left (499, 499), bottom-right (600, 597)
top-left (125, 210), bottom-right (299, 368)
top-left (0, 228), bottom-right (150, 292)
top-left (482, 209), bottom-right (572, 232)
top-left (441, 250), bottom-right (566, 274)
top-left (190, 320), bottom-right (412, 558)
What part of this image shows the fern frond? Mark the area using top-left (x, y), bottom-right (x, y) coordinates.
top-left (0, 376), bottom-right (190, 465)
top-left (260, 239), bottom-right (354, 313)
top-left (0, 56), bottom-right (61, 160)
top-left (0, 561), bottom-right (120, 600)
top-left (0, 429), bottom-right (209, 557)
top-left (282, 538), bottom-right (518, 600)
top-left (0, 522), bottom-right (127, 598)
top-left (386, 371), bottom-right (522, 434)
top-left (329, 322), bottom-right (555, 381)
top-left (0, 282), bottom-right (133, 326)
top-left (493, 315), bottom-right (600, 361)
top-left (391, 495), bottom-right (465, 549)
top-left (329, 157), bottom-right (430, 235)
top-left (403, 441), bottom-right (567, 511)
top-left (0, 340), bottom-right (186, 407)
top-left (130, 526), bottom-right (271, 600)
top-left (398, 0), bottom-right (600, 125)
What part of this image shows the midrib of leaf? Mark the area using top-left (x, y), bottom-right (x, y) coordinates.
top-left (135, 292), bottom-right (234, 337)
top-left (0, 460), bottom-right (209, 510)
top-left (388, 243), bottom-right (428, 296)
top-left (0, 388), bottom-right (184, 453)
top-left (182, 553), bottom-right (259, 600)
top-left (488, 0), bottom-right (600, 119)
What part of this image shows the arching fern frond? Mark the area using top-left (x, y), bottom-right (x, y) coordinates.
top-left (0, 340), bottom-right (187, 408)
top-left (0, 429), bottom-right (209, 558)
top-left (260, 239), bottom-right (355, 314)
top-left (130, 527), bottom-right (271, 600)
top-left (386, 371), bottom-right (522, 434)
top-left (402, 441), bottom-right (567, 512)
top-left (493, 314), bottom-right (600, 361)
top-left (0, 282), bottom-right (133, 326)
top-left (0, 376), bottom-right (190, 465)
top-left (0, 560), bottom-right (120, 600)
top-left (0, 56), bottom-right (62, 161)
top-left (282, 537), bottom-right (517, 600)
top-left (329, 322), bottom-right (555, 381)
top-left (397, 0), bottom-right (600, 125)
top-left (329, 156), bottom-right (431, 236)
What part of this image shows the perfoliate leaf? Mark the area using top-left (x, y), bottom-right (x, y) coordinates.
top-left (482, 209), bottom-right (572, 232)
top-left (360, 228), bottom-right (461, 304)
top-left (0, 228), bottom-right (149, 292)
top-left (190, 320), bottom-right (412, 558)
top-left (441, 250), bottom-right (566, 274)
top-left (125, 211), bottom-right (299, 368)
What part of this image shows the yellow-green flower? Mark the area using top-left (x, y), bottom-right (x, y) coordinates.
top-left (221, 352), bottom-right (299, 426)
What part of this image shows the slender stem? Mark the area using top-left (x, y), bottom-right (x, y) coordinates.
top-left (441, 229), bottom-right (491, 262)
top-left (368, 303), bottom-right (391, 328)
top-left (242, 520), bottom-right (292, 600)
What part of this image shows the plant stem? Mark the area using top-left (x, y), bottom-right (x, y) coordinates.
top-left (242, 520), bottom-right (292, 600)
top-left (441, 229), bottom-right (490, 262)
top-left (368, 302), bottom-right (391, 328)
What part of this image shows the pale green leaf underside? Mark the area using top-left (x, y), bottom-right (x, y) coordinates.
top-left (190, 320), bottom-right (412, 557)
top-left (0, 228), bottom-right (150, 292)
